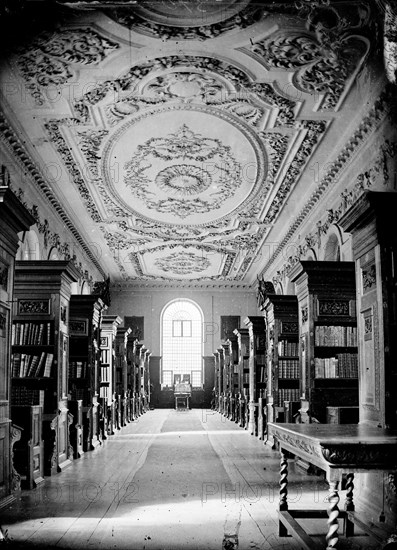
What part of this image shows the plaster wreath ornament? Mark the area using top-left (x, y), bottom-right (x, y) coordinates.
top-left (154, 252), bottom-right (211, 276)
top-left (124, 124), bottom-right (242, 219)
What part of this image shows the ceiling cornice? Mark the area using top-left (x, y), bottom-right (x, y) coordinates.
top-left (0, 110), bottom-right (106, 278)
top-left (259, 82), bottom-right (394, 279)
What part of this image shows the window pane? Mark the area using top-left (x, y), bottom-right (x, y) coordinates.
top-left (182, 320), bottom-right (191, 337)
top-left (162, 301), bottom-right (203, 388)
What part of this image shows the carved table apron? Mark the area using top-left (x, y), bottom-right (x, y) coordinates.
top-left (267, 423), bottom-right (397, 550)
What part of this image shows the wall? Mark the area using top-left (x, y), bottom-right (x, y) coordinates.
top-left (108, 288), bottom-right (258, 356)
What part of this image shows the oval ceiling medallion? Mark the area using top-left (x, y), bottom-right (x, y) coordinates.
top-left (121, 0), bottom-right (251, 28)
top-left (102, 105), bottom-right (267, 226)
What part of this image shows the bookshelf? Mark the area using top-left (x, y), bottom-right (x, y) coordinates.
top-left (11, 405), bottom-right (44, 489)
top-left (213, 349), bottom-right (221, 412)
top-left (12, 261), bottom-right (80, 476)
top-left (244, 317), bottom-right (267, 436)
top-left (101, 315), bottom-right (122, 434)
top-left (262, 295), bottom-right (300, 446)
top-left (68, 295), bottom-right (106, 452)
top-left (339, 191), bottom-right (397, 532)
top-left (290, 261), bottom-right (359, 424)
top-left (225, 335), bottom-right (238, 421)
top-left (115, 327), bottom-right (132, 426)
top-left (126, 333), bottom-right (138, 420)
top-left (0, 186), bottom-right (35, 506)
top-left (134, 343), bottom-right (144, 417)
top-left (233, 328), bottom-right (250, 428)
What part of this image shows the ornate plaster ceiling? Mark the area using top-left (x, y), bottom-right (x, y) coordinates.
top-left (0, 0), bottom-right (379, 288)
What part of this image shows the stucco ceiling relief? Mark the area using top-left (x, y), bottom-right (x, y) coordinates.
top-left (15, 28), bottom-right (119, 105)
top-left (106, 1), bottom-right (265, 41)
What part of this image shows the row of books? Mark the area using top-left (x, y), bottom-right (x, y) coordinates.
top-left (68, 361), bottom-right (88, 379)
top-left (315, 325), bottom-right (357, 347)
top-left (258, 366), bottom-right (266, 383)
top-left (11, 387), bottom-right (44, 406)
top-left (12, 321), bottom-right (52, 346)
top-left (314, 354), bottom-right (358, 378)
top-left (12, 352), bottom-right (54, 378)
top-left (101, 365), bottom-right (110, 382)
top-left (277, 340), bottom-right (299, 357)
top-left (277, 388), bottom-right (300, 406)
top-left (278, 359), bottom-right (300, 379)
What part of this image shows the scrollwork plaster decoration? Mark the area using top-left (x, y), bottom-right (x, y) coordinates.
top-left (144, 71), bottom-right (226, 101)
top-left (155, 251), bottom-right (211, 275)
top-left (272, 136), bottom-right (397, 287)
top-left (17, 29), bottom-right (119, 105)
top-left (264, 120), bottom-right (327, 224)
top-left (123, 124), bottom-right (242, 219)
top-left (251, 34), bottom-right (322, 69)
top-left (107, 3), bottom-right (265, 41)
top-left (73, 56), bottom-right (251, 123)
top-left (45, 120), bottom-right (102, 222)
top-left (248, 83), bottom-right (296, 127)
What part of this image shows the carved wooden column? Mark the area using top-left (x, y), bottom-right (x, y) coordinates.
top-left (339, 191), bottom-right (397, 533)
top-left (244, 316), bottom-right (266, 436)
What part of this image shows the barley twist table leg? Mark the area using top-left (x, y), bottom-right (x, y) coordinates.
top-left (326, 480), bottom-right (340, 549)
top-left (344, 473), bottom-right (355, 537)
top-left (279, 449), bottom-right (289, 536)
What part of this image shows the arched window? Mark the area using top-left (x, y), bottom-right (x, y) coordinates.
top-left (161, 299), bottom-right (203, 389)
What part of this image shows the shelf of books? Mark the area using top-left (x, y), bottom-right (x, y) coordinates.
top-left (262, 295), bottom-right (300, 446)
top-left (244, 317), bottom-right (267, 436)
top-left (290, 261), bottom-right (359, 425)
top-left (126, 334), bottom-right (138, 420)
top-left (221, 344), bottom-right (231, 417)
top-left (225, 335), bottom-right (238, 421)
top-left (115, 327), bottom-right (132, 427)
top-left (233, 327), bottom-right (250, 428)
top-left (0, 185), bottom-right (35, 507)
top-left (101, 315), bottom-right (122, 435)
top-left (68, 295), bottom-right (106, 452)
top-left (11, 260), bottom-right (80, 477)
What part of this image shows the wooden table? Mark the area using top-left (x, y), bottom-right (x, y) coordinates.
top-left (267, 423), bottom-right (397, 550)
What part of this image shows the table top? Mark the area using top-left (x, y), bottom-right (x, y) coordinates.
top-left (267, 423), bottom-right (397, 470)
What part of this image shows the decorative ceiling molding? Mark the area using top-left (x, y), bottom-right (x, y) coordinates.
top-left (272, 137), bottom-right (397, 287)
top-left (154, 252), bottom-right (211, 275)
top-left (105, 1), bottom-right (264, 41)
top-left (249, 30), bottom-right (370, 111)
top-left (0, 110), bottom-right (106, 278)
top-left (261, 84), bottom-right (396, 280)
top-left (16, 28), bottom-right (119, 105)
top-left (72, 55), bottom-right (251, 123)
top-left (40, 52), bottom-right (330, 283)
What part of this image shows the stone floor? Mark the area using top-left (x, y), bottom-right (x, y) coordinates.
top-left (1, 409), bottom-right (376, 549)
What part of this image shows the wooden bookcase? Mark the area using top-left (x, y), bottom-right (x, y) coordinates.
top-left (225, 335), bottom-right (238, 421)
top-left (244, 317), bottom-right (267, 436)
top-left (11, 405), bottom-right (44, 489)
top-left (126, 333), bottom-right (138, 420)
top-left (233, 328), bottom-right (250, 428)
top-left (115, 327), bottom-right (132, 426)
top-left (100, 315), bottom-right (122, 435)
top-left (0, 186), bottom-right (34, 507)
top-left (262, 295), bottom-right (300, 446)
top-left (12, 260), bottom-right (80, 476)
top-left (213, 350), bottom-right (220, 412)
top-left (68, 295), bottom-right (106, 452)
top-left (290, 261), bottom-right (359, 424)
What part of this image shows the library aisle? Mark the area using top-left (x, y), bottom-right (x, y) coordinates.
top-left (2, 409), bottom-right (369, 550)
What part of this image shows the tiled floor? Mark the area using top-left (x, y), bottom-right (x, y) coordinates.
top-left (1, 409), bottom-right (375, 549)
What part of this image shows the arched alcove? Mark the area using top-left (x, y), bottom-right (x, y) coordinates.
top-left (16, 228), bottom-right (40, 260)
top-left (323, 232), bottom-right (341, 261)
